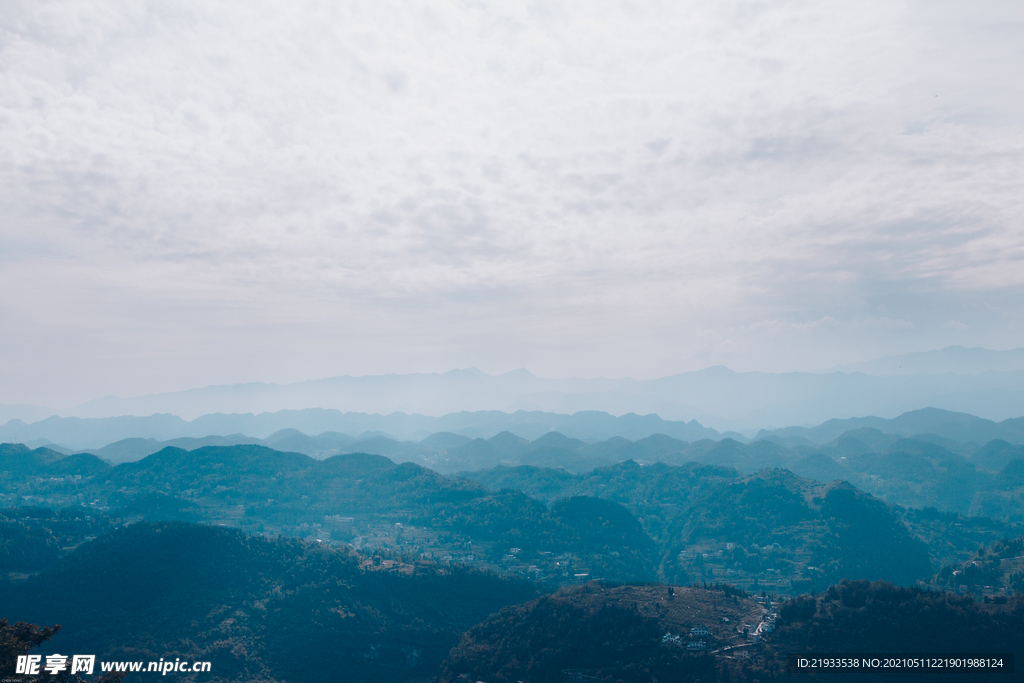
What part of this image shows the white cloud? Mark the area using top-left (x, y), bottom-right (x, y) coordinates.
top-left (1, 0), bottom-right (1023, 405)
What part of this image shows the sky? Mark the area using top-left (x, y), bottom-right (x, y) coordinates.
top-left (2, 0), bottom-right (1023, 408)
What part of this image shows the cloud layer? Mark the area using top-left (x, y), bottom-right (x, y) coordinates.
top-left (2, 0), bottom-right (1023, 406)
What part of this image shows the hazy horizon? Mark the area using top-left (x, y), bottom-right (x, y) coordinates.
top-left (3, 343), bottom-right (1020, 408)
top-left (3, 0), bottom-right (1024, 409)
top-left (2, 345), bottom-right (1023, 436)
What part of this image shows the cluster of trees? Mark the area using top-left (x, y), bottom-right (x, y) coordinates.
top-left (2, 522), bottom-right (538, 682)
top-left (463, 431), bottom-right (1024, 519)
top-left (10, 441), bottom-right (1007, 591)
top-left (934, 536), bottom-right (1024, 594)
top-left (438, 579), bottom-right (1024, 683)
top-left (3, 426), bottom-right (1024, 683)
top-left (0, 507), bottom-right (116, 574)
top-left (772, 580), bottom-right (1024, 664)
top-left (4, 437), bottom-right (1021, 599)
top-left (438, 583), bottom-right (737, 683)
top-left (423, 490), bottom-right (658, 581)
top-left (0, 443), bottom-right (108, 478)
top-left (1, 457), bottom-right (1020, 683)
top-left (475, 463), bottom-right (942, 588)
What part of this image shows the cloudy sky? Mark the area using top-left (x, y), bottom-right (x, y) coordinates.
top-left (2, 0), bottom-right (1023, 407)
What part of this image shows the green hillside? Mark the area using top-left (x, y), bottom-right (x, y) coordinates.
top-left (438, 580), bottom-right (1024, 683)
top-left (2, 522), bottom-right (538, 683)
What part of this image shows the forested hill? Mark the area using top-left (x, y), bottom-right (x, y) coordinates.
top-left (769, 581), bottom-right (1024, 680)
top-left (437, 580), bottom-right (1024, 683)
top-left (931, 535), bottom-right (1024, 595)
top-left (0, 506), bottom-right (119, 574)
top-left (439, 582), bottom-right (762, 683)
top-left (7, 408), bottom-right (1024, 522)
top-left (457, 428), bottom-right (1024, 520)
top-left (1, 522), bottom-right (538, 683)
top-left (465, 462), bottom-right (937, 589)
top-left (463, 460), bottom-right (1017, 587)
top-left (3, 441), bottom-right (1023, 682)
top-left (1, 444), bottom-right (663, 584)
top-left (0, 443), bottom-right (108, 476)
top-left (4, 522), bottom-right (1021, 683)
top-left (4, 442), bottom-right (1017, 592)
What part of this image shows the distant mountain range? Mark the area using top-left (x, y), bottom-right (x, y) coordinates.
top-left (4, 406), bottom-right (1024, 524)
top-left (2, 346), bottom-right (1023, 430)
top-left (2, 406), bottom-right (1023, 456)
top-left (0, 409), bottom-right (730, 452)
top-left (760, 406), bottom-right (1024, 445)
